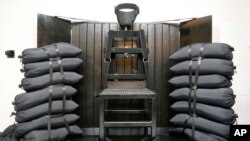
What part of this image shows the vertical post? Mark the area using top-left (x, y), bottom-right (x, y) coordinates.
top-left (144, 99), bottom-right (148, 136)
top-left (151, 98), bottom-right (157, 138)
top-left (100, 98), bottom-right (105, 140)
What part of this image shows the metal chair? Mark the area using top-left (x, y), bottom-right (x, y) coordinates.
top-left (97, 29), bottom-right (157, 141)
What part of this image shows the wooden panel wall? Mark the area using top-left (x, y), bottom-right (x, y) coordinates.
top-left (180, 15), bottom-right (212, 47)
top-left (72, 22), bottom-right (179, 127)
top-left (37, 14), bottom-right (71, 47)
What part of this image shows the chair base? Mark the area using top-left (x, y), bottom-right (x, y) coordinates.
top-left (98, 136), bottom-right (159, 141)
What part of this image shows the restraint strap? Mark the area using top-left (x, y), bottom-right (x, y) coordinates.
top-left (48, 60), bottom-right (53, 141)
top-left (191, 46), bottom-right (204, 141)
top-left (42, 47), bottom-right (54, 141)
top-left (184, 46), bottom-right (192, 134)
top-left (188, 47), bottom-right (192, 115)
top-left (55, 45), bottom-right (72, 135)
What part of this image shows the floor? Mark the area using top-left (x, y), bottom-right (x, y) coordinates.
top-left (69, 136), bottom-right (187, 141)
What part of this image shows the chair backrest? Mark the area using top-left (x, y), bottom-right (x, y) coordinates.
top-left (103, 30), bottom-right (149, 89)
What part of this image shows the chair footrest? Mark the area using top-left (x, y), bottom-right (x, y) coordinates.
top-left (107, 74), bottom-right (146, 80)
top-left (98, 88), bottom-right (156, 99)
top-left (104, 121), bottom-right (152, 127)
top-left (105, 109), bottom-right (146, 114)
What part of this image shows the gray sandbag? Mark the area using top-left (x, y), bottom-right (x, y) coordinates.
top-left (20, 72), bottom-right (83, 91)
top-left (0, 125), bottom-right (18, 141)
top-left (23, 58), bottom-right (83, 77)
top-left (169, 43), bottom-right (234, 61)
top-left (170, 59), bottom-right (235, 76)
top-left (171, 101), bottom-right (236, 124)
top-left (15, 100), bottom-right (78, 123)
top-left (0, 136), bottom-right (17, 141)
top-left (170, 114), bottom-right (230, 139)
top-left (2, 125), bottom-right (16, 137)
top-left (21, 43), bottom-right (82, 64)
top-left (169, 88), bottom-right (235, 108)
top-left (168, 75), bottom-right (231, 88)
top-left (184, 128), bottom-right (227, 141)
top-left (14, 85), bottom-right (77, 111)
top-left (20, 125), bottom-right (82, 141)
top-left (14, 114), bottom-right (79, 138)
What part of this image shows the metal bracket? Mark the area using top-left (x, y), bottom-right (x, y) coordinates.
top-left (104, 58), bottom-right (111, 63)
top-left (143, 58), bottom-right (149, 63)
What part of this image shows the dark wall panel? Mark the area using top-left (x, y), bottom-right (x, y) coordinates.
top-left (155, 24), bottom-right (163, 125)
top-left (180, 15), bottom-right (212, 47)
top-left (37, 14), bottom-right (71, 47)
top-left (72, 22), bottom-right (179, 127)
top-left (161, 24), bottom-right (170, 126)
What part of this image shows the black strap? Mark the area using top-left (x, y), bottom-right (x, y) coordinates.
top-left (55, 46), bottom-right (72, 135)
top-left (192, 47), bottom-right (203, 116)
top-left (188, 46), bottom-right (193, 115)
top-left (190, 46), bottom-right (204, 141)
top-left (184, 46), bottom-right (192, 127)
top-left (48, 61), bottom-right (53, 141)
top-left (43, 47), bottom-right (54, 141)
top-left (185, 44), bottom-right (204, 141)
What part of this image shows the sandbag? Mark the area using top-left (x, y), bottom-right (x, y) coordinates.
top-left (169, 88), bottom-right (235, 108)
top-left (184, 128), bottom-right (227, 141)
top-left (14, 85), bottom-right (77, 111)
top-left (23, 58), bottom-right (83, 77)
top-left (0, 125), bottom-right (18, 141)
top-left (169, 43), bottom-right (234, 61)
top-left (20, 72), bottom-right (83, 91)
top-left (2, 125), bottom-right (16, 137)
top-left (20, 125), bottom-right (82, 141)
top-left (170, 59), bottom-right (235, 76)
top-left (14, 114), bottom-right (79, 138)
top-left (170, 114), bottom-right (230, 139)
top-left (21, 43), bottom-right (82, 64)
top-left (171, 101), bottom-right (236, 124)
top-left (15, 100), bottom-right (78, 123)
top-left (168, 75), bottom-right (231, 88)
top-left (0, 136), bottom-right (17, 141)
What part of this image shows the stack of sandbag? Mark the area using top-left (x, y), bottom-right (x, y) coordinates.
top-left (168, 43), bottom-right (237, 141)
top-left (12, 42), bottom-right (83, 141)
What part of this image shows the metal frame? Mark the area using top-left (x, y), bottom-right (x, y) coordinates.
top-left (97, 30), bottom-right (157, 141)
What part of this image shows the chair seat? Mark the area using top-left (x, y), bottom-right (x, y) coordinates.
top-left (98, 88), bottom-right (156, 99)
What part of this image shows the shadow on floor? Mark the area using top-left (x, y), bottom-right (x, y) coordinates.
top-left (69, 135), bottom-right (188, 141)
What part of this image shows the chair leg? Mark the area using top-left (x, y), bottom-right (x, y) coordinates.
top-left (151, 99), bottom-right (156, 138)
top-left (100, 99), bottom-right (105, 141)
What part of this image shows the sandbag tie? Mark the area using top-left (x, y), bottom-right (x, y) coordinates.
top-left (47, 54), bottom-right (54, 141)
top-left (188, 46), bottom-right (193, 115)
top-left (187, 45), bottom-right (204, 141)
top-left (55, 46), bottom-right (72, 136)
top-left (192, 47), bottom-right (203, 115)
top-left (63, 118), bottom-right (72, 135)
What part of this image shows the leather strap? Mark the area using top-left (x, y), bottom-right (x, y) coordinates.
top-left (191, 46), bottom-right (204, 141)
top-left (188, 46), bottom-right (192, 115)
top-left (48, 61), bottom-right (53, 141)
top-left (185, 44), bottom-right (204, 141)
top-left (55, 45), bottom-right (72, 135)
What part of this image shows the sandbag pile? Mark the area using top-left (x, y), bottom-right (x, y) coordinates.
top-left (12, 43), bottom-right (83, 141)
top-left (168, 43), bottom-right (237, 141)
